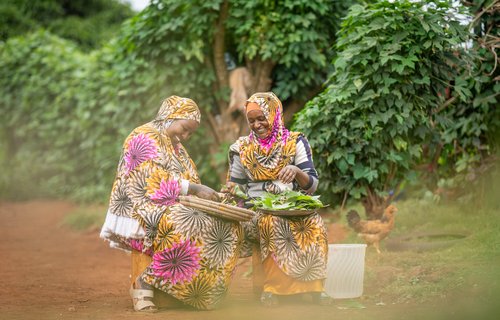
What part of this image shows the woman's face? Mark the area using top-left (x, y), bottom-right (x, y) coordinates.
top-left (166, 119), bottom-right (199, 144)
top-left (247, 109), bottom-right (270, 139)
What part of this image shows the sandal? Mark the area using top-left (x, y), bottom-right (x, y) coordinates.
top-left (129, 284), bottom-right (158, 313)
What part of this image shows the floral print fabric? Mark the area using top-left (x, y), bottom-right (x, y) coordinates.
top-left (228, 92), bottom-right (328, 283)
top-left (142, 207), bottom-right (243, 309)
top-left (257, 213), bottom-right (328, 282)
top-left (102, 96), bottom-right (242, 310)
top-left (237, 92), bottom-right (300, 181)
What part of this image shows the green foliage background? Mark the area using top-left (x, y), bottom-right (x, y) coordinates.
top-left (0, 0), bottom-right (356, 201)
top-left (0, 29), bottom-right (219, 201)
top-left (0, 0), bottom-right (133, 49)
top-left (0, 0), bottom-right (497, 206)
top-left (294, 0), bottom-right (498, 208)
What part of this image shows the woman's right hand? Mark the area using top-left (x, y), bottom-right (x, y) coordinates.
top-left (188, 183), bottom-right (220, 201)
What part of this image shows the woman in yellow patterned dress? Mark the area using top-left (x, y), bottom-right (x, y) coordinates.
top-left (100, 96), bottom-right (243, 311)
top-left (226, 92), bottom-right (331, 306)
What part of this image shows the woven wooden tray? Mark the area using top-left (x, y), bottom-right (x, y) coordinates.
top-left (258, 208), bottom-right (317, 216)
top-left (178, 196), bottom-right (254, 222)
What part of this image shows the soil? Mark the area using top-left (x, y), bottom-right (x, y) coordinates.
top-left (0, 200), bottom-right (489, 320)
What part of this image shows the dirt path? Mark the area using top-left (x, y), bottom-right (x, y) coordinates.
top-left (0, 200), bottom-right (456, 320)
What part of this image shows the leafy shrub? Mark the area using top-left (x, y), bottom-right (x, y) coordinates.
top-left (0, 32), bottom-right (91, 199)
top-left (0, 0), bottom-right (133, 48)
top-left (431, 0), bottom-right (500, 177)
top-left (0, 30), bottom-right (218, 201)
top-left (294, 0), bottom-right (473, 218)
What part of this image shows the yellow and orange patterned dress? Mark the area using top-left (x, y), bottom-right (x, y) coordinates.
top-left (227, 92), bottom-right (328, 295)
top-left (101, 96), bottom-right (243, 309)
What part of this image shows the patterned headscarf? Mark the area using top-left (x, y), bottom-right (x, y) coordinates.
top-left (154, 95), bottom-right (201, 123)
top-left (246, 92), bottom-right (290, 151)
top-left (237, 92), bottom-right (300, 180)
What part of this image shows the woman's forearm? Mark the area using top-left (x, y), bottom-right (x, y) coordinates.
top-left (294, 168), bottom-right (311, 189)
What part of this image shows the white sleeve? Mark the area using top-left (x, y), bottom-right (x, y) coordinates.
top-left (180, 179), bottom-right (190, 195)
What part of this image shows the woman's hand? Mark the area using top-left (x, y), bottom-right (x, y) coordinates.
top-left (188, 183), bottom-right (220, 201)
top-left (277, 165), bottom-right (299, 184)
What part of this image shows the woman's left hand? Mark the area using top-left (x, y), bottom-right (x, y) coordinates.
top-left (278, 165), bottom-right (299, 184)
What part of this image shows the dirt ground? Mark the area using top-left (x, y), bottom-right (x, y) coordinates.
top-left (0, 200), bottom-right (493, 320)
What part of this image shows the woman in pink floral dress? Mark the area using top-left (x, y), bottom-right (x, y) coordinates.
top-left (100, 96), bottom-right (243, 311)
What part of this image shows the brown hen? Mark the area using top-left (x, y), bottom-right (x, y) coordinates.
top-left (346, 205), bottom-right (397, 254)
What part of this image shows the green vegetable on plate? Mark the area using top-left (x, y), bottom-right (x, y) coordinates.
top-left (250, 190), bottom-right (325, 211)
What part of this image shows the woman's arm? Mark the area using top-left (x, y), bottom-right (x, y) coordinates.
top-left (277, 165), bottom-right (310, 187)
top-left (187, 182), bottom-right (220, 201)
top-left (225, 148), bottom-right (248, 191)
top-left (278, 135), bottom-right (318, 194)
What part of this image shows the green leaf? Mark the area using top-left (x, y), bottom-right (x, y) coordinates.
top-left (393, 137), bottom-right (408, 151)
top-left (338, 158), bottom-right (349, 174)
top-left (354, 79), bottom-right (363, 90)
top-left (352, 164), bottom-right (367, 179)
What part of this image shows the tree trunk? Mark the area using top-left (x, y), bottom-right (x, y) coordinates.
top-left (247, 57), bottom-right (275, 93)
top-left (211, 0), bottom-right (236, 144)
top-left (362, 186), bottom-right (386, 220)
top-left (207, 3), bottom-right (279, 183)
top-left (362, 183), bottom-right (400, 220)
top-left (362, 196), bottom-right (385, 220)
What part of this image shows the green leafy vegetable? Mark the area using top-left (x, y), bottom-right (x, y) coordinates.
top-left (220, 184), bottom-right (248, 206)
top-left (250, 190), bottom-right (325, 211)
top-left (232, 185), bottom-right (248, 200)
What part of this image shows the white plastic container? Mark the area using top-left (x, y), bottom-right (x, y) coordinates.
top-left (324, 244), bottom-right (367, 299)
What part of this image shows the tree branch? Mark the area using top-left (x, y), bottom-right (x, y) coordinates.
top-left (247, 58), bottom-right (275, 93)
top-left (203, 110), bottom-right (222, 145)
top-left (340, 190), bottom-right (348, 213)
top-left (384, 181), bottom-right (401, 207)
top-left (383, 162), bottom-right (395, 192)
top-left (213, 0), bottom-right (230, 113)
top-left (433, 96), bottom-right (457, 115)
top-left (256, 59), bottom-right (275, 92)
top-left (469, 0), bottom-right (499, 30)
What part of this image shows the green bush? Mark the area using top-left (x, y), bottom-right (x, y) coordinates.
top-left (0, 31), bottom-right (218, 201)
top-left (0, 0), bottom-right (133, 49)
top-left (0, 32), bottom-right (91, 199)
top-left (431, 0), bottom-right (500, 178)
top-left (294, 0), bottom-right (473, 218)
